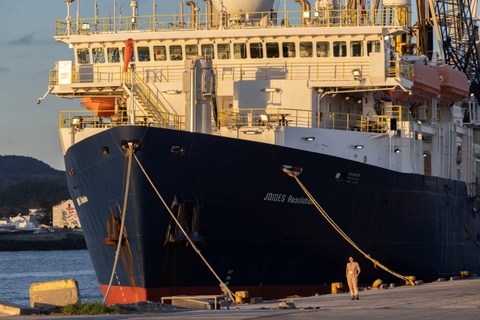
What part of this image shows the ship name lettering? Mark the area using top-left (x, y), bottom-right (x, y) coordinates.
top-left (287, 196), bottom-right (313, 205)
top-left (263, 193), bottom-right (286, 202)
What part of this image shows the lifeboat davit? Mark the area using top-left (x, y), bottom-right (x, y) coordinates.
top-left (392, 62), bottom-right (441, 103)
top-left (392, 63), bottom-right (441, 103)
top-left (81, 97), bottom-right (115, 117)
top-left (433, 65), bottom-right (469, 106)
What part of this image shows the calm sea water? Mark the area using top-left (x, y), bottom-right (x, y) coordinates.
top-left (0, 250), bottom-right (103, 305)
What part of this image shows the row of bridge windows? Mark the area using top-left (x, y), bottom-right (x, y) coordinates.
top-left (76, 40), bottom-right (381, 64)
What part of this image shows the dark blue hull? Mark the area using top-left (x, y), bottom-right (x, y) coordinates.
top-left (64, 126), bottom-right (480, 303)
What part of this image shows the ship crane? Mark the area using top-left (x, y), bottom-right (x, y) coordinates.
top-left (417, 0), bottom-right (480, 124)
top-left (433, 0), bottom-right (480, 99)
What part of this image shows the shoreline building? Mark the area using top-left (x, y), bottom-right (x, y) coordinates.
top-left (52, 200), bottom-right (81, 228)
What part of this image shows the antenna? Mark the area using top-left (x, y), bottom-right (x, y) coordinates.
top-left (64, 0), bottom-right (75, 35)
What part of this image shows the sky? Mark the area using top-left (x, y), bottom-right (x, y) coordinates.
top-left (0, 2), bottom-right (76, 170)
top-left (0, 1), bottom-right (478, 170)
top-left (0, 1), bottom-right (173, 170)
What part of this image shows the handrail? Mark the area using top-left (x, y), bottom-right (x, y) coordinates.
top-left (59, 109), bottom-right (185, 130)
top-left (130, 72), bottom-right (171, 126)
top-left (54, 8), bottom-right (411, 37)
top-left (49, 61), bottom-right (380, 86)
top-left (60, 103), bottom-right (415, 135)
top-left (218, 105), bottom-right (409, 133)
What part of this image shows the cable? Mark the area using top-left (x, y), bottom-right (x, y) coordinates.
top-left (103, 142), bottom-right (134, 304)
top-left (134, 153), bottom-right (236, 302)
top-left (283, 166), bottom-right (415, 286)
top-left (444, 185), bottom-right (480, 250)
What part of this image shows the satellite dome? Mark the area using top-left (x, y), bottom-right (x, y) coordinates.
top-left (383, 0), bottom-right (411, 7)
top-left (211, 0), bottom-right (275, 14)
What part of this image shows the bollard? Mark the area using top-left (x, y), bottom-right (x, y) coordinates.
top-left (331, 282), bottom-right (343, 294)
top-left (234, 291), bottom-right (249, 304)
top-left (406, 275), bottom-right (416, 286)
top-left (372, 279), bottom-right (383, 289)
top-left (30, 279), bottom-right (80, 309)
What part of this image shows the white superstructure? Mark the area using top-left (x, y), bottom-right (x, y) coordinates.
top-left (47, 0), bottom-right (480, 196)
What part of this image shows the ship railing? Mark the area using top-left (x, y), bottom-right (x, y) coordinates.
top-left (54, 8), bottom-right (410, 36)
top-left (219, 108), bottom-right (313, 129)
top-left (59, 111), bottom-right (114, 129)
top-left (59, 110), bottom-right (186, 131)
top-left (218, 105), bottom-right (407, 134)
top-left (49, 61), bottom-right (378, 86)
top-left (130, 72), bottom-right (172, 123)
top-left (358, 116), bottom-right (390, 133)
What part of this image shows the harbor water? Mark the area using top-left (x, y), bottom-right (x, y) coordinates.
top-left (0, 250), bottom-right (102, 306)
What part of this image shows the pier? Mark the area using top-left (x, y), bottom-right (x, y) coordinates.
top-left (4, 277), bottom-right (479, 319)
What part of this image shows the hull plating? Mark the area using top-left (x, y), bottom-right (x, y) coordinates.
top-left (64, 126), bottom-right (480, 304)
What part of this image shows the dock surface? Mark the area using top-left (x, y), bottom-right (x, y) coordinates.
top-left (3, 278), bottom-right (479, 319)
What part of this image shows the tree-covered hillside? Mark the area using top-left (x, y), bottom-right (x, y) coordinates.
top-left (0, 155), bottom-right (69, 218)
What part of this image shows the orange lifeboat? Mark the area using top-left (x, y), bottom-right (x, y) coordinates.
top-left (433, 65), bottom-right (469, 106)
top-left (391, 63), bottom-right (441, 103)
top-left (81, 97), bottom-right (116, 117)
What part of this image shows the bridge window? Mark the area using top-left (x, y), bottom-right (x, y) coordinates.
top-left (201, 44), bottom-right (215, 59)
top-left (77, 48), bottom-right (90, 64)
top-left (250, 42), bottom-right (263, 59)
top-left (92, 48), bottom-right (105, 63)
top-left (186, 44), bottom-right (198, 58)
top-left (154, 46), bottom-right (167, 61)
top-left (333, 41), bottom-right (347, 57)
top-left (107, 48), bottom-right (120, 63)
top-left (138, 46), bottom-right (150, 61)
top-left (300, 42), bottom-right (313, 57)
top-left (351, 41), bottom-right (363, 57)
top-left (282, 42), bottom-right (296, 58)
top-left (367, 40), bottom-right (381, 55)
top-left (234, 43), bottom-right (247, 59)
top-left (316, 41), bottom-right (329, 57)
top-left (217, 43), bottom-right (231, 59)
top-left (170, 45), bottom-right (183, 60)
top-left (266, 42), bottom-right (279, 58)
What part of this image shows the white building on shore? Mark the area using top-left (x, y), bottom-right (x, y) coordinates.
top-left (52, 200), bottom-right (81, 228)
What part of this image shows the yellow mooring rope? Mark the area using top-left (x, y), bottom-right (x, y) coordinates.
top-left (134, 154), bottom-right (236, 302)
top-left (282, 166), bottom-right (415, 286)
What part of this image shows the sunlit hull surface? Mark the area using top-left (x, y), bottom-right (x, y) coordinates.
top-left (65, 126), bottom-right (479, 304)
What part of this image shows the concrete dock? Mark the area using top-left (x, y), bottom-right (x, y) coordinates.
top-left (2, 278), bottom-right (479, 319)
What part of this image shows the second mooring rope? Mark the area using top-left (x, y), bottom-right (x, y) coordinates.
top-left (134, 154), bottom-right (236, 302)
top-left (283, 166), bottom-right (415, 286)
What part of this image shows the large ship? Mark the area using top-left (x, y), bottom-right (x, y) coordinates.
top-left (41, 0), bottom-right (480, 304)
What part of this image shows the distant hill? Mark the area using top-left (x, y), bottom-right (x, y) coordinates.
top-left (0, 155), bottom-right (69, 217)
